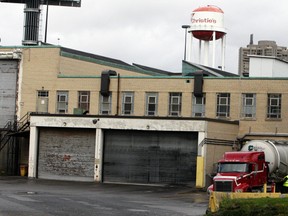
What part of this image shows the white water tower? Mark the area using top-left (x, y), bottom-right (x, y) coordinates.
top-left (185, 5), bottom-right (226, 70)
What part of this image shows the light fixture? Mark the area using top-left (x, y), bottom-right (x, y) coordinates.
top-left (92, 119), bottom-right (100, 124)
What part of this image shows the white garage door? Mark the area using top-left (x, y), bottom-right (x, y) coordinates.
top-left (38, 128), bottom-right (95, 181)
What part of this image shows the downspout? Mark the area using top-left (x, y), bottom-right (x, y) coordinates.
top-left (116, 74), bottom-right (120, 115)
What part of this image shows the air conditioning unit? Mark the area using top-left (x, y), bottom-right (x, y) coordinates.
top-left (73, 108), bottom-right (85, 114)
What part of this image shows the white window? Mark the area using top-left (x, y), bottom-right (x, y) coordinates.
top-left (169, 93), bottom-right (182, 116)
top-left (192, 94), bottom-right (205, 117)
top-left (267, 94), bottom-right (281, 119)
top-left (146, 93), bottom-right (158, 116)
top-left (100, 94), bottom-right (112, 115)
top-left (122, 92), bottom-right (134, 115)
top-left (216, 93), bottom-right (230, 117)
top-left (78, 91), bottom-right (90, 113)
top-left (241, 93), bottom-right (256, 118)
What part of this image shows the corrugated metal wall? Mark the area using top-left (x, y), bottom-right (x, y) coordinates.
top-left (0, 60), bottom-right (18, 128)
top-left (38, 128), bottom-right (95, 181)
top-left (103, 130), bottom-right (198, 185)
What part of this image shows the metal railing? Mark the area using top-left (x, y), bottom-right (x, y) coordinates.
top-left (0, 112), bottom-right (31, 152)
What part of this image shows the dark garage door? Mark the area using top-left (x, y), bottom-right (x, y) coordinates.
top-left (38, 128), bottom-right (95, 181)
top-left (103, 130), bottom-right (198, 185)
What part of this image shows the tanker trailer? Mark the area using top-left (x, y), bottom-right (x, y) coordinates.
top-left (207, 140), bottom-right (288, 193)
top-left (241, 140), bottom-right (288, 181)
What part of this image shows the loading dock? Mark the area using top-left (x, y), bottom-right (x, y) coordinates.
top-left (28, 115), bottom-right (239, 188)
top-left (38, 128), bottom-right (95, 181)
top-left (103, 129), bottom-right (197, 185)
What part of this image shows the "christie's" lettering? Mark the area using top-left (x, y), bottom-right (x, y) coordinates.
top-left (191, 18), bottom-right (216, 24)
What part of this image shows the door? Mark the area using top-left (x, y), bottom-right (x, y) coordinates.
top-left (38, 128), bottom-right (95, 181)
top-left (103, 130), bottom-right (198, 185)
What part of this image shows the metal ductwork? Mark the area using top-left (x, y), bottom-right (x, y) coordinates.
top-left (100, 70), bottom-right (117, 97)
top-left (22, 0), bottom-right (41, 45)
top-left (193, 72), bottom-right (204, 97)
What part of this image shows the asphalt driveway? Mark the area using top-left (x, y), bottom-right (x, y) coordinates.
top-left (0, 177), bottom-right (209, 216)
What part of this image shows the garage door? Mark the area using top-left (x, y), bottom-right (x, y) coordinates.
top-left (38, 128), bottom-right (95, 181)
top-left (103, 130), bottom-right (198, 185)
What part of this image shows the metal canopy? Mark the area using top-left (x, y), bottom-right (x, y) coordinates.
top-left (0, 0), bottom-right (81, 7)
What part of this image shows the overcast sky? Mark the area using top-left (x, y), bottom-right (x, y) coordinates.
top-left (0, 0), bottom-right (288, 74)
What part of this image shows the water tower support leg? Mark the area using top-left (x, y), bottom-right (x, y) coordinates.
top-left (198, 40), bottom-right (202, 64)
top-left (212, 31), bottom-right (216, 68)
top-left (187, 33), bottom-right (192, 62)
top-left (203, 41), bottom-right (209, 66)
top-left (221, 35), bottom-right (226, 71)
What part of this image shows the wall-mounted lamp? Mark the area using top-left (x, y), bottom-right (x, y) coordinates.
top-left (92, 119), bottom-right (100, 124)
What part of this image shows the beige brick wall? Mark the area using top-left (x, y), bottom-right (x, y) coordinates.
top-left (205, 144), bottom-right (233, 185)
top-left (2, 46), bottom-right (288, 139)
top-left (206, 121), bottom-right (239, 141)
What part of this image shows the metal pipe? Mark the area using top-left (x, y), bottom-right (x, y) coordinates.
top-left (116, 74), bottom-right (120, 115)
top-left (44, 0), bottom-right (49, 43)
top-left (181, 25), bottom-right (190, 61)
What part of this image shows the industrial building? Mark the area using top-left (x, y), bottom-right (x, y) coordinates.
top-left (238, 39), bottom-right (288, 76)
top-left (1, 45), bottom-right (288, 188)
top-left (1, 3), bottom-right (288, 189)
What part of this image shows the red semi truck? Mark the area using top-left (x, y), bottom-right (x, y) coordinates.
top-left (207, 140), bottom-right (288, 193)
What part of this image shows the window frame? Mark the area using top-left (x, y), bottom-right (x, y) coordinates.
top-left (122, 92), bottom-right (134, 115)
top-left (78, 91), bottom-right (90, 112)
top-left (267, 93), bottom-right (281, 119)
top-left (192, 94), bottom-right (206, 117)
top-left (169, 92), bottom-right (182, 116)
top-left (216, 93), bottom-right (230, 118)
top-left (145, 92), bottom-right (158, 116)
top-left (100, 93), bottom-right (112, 115)
top-left (241, 93), bottom-right (256, 118)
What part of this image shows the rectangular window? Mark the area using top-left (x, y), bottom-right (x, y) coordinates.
top-left (100, 94), bottom-right (112, 115)
top-left (192, 94), bottom-right (206, 117)
top-left (216, 93), bottom-right (230, 117)
top-left (241, 93), bottom-right (256, 118)
top-left (169, 93), bottom-right (182, 116)
top-left (122, 92), bottom-right (134, 115)
top-left (37, 91), bottom-right (49, 98)
top-left (267, 94), bottom-right (281, 119)
top-left (36, 90), bottom-right (49, 113)
top-left (145, 93), bottom-right (158, 116)
top-left (78, 91), bottom-right (90, 113)
top-left (57, 91), bottom-right (69, 114)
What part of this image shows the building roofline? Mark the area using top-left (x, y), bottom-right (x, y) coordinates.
top-left (132, 63), bottom-right (181, 76)
top-left (182, 60), bottom-right (239, 77)
top-left (248, 54), bottom-right (288, 64)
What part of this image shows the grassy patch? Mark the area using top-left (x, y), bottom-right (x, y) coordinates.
top-left (206, 197), bottom-right (288, 216)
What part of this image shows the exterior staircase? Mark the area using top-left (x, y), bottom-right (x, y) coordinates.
top-left (0, 112), bottom-right (30, 153)
top-left (0, 112), bottom-right (30, 175)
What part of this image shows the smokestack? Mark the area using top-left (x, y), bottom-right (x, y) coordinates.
top-left (249, 34), bottom-right (254, 45)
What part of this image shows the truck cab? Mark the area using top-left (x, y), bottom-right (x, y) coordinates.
top-left (207, 151), bottom-right (268, 193)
